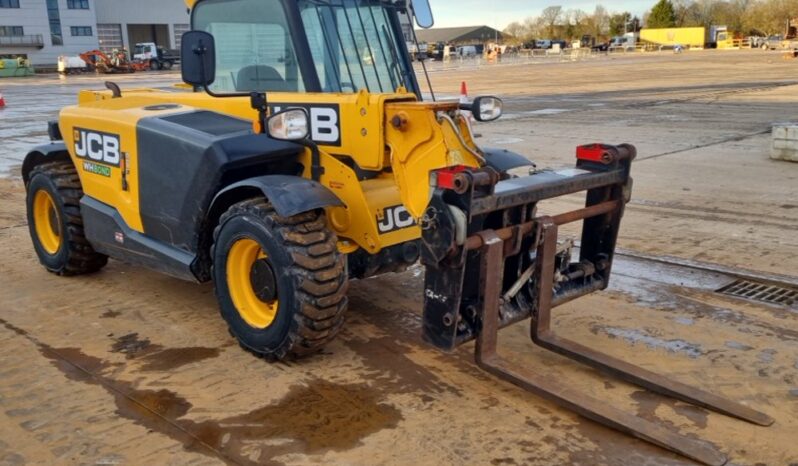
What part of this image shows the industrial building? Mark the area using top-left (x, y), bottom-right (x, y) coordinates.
top-left (413, 25), bottom-right (504, 46)
top-left (0, 0), bottom-right (188, 67)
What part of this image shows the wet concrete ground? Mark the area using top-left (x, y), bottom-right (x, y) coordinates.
top-left (0, 50), bottom-right (797, 465)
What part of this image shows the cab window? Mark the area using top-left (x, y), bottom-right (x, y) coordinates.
top-left (192, 0), bottom-right (304, 93)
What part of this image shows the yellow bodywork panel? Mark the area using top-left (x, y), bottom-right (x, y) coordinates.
top-left (67, 86), bottom-right (481, 254)
top-left (384, 101), bottom-right (482, 219)
top-left (78, 88), bottom-right (414, 171)
top-left (60, 96), bottom-right (194, 232)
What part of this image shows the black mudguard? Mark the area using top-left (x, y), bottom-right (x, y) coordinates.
top-left (211, 175), bottom-right (343, 219)
top-left (482, 147), bottom-right (534, 173)
top-left (22, 142), bottom-right (70, 184)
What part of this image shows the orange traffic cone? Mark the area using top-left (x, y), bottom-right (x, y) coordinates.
top-left (0, 92), bottom-right (5, 109)
top-left (459, 81), bottom-right (472, 122)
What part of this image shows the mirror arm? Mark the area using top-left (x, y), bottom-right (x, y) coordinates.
top-left (298, 139), bottom-right (324, 182)
top-left (194, 40), bottom-right (250, 99)
top-left (250, 92), bottom-right (268, 134)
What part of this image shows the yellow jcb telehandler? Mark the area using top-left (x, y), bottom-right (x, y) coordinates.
top-left (21, 0), bottom-right (771, 463)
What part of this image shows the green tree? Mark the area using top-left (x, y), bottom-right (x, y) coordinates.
top-left (609, 12), bottom-right (632, 35)
top-left (648, 0), bottom-right (677, 28)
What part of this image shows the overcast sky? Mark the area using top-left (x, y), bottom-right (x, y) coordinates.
top-left (427, 1), bottom-right (654, 29)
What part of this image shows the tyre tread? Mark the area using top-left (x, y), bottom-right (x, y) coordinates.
top-left (213, 198), bottom-right (347, 360)
top-left (28, 161), bottom-right (107, 276)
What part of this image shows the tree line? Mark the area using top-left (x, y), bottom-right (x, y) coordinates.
top-left (503, 0), bottom-right (797, 41)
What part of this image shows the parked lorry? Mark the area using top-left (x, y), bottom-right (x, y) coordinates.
top-left (58, 55), bottom-right (88, 75)
top-left (133, 42), bottom-right (179, 70)
top-left (641, 27), bottom-right (704, 49)
top-left (640, 25), bottom-right (738, 49)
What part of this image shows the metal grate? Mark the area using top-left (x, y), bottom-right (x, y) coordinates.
top-left (717, 279), bottom-right (798, 306)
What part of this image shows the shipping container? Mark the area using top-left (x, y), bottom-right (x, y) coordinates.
top-left (640, 27), bottom-right (705, 48)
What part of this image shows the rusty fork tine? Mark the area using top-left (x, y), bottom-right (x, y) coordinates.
top-left (476, 230), bottom-right (729, 466)
top-left (532, 219), bottom-right (774, 427)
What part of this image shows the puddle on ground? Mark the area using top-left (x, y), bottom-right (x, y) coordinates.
top-left (185, 378), bottom-right (402, 457)
top-left (29, 334), bottom-right (401, 466)
top-left (344, 333), bottom-right (463, 398)
top-left (137, 347), bottom-right (220, 371)
top-left (110, 332), bottom-right (163, 358)
top-left (109, 332), bottom-right (220, 370)
top-left (100, 310), bottom-right (121, 318)
top-left (630, 390), bottom-right (709, 430)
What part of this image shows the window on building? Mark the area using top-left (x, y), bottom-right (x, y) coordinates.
top-left (67, 0), bottom-right (90, 8)
top-left (0, 0), bottom-right (21, 8)
top-left (46, 0), bottom-right (63, 45)
top-left (70, 26), bottom-right (93, 36)
top-left (97, 23), bottom-right (122, 52)
top-left (0, 26), bottom-right (24, 36)
top-left (173, 23), bottom-right (190, 50)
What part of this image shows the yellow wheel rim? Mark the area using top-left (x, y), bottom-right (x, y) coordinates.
top-left (226, 238), bottom-right (279, 329)
top-left (32, 190), bottom-right (62, 255)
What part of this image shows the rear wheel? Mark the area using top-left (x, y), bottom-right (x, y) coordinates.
top-left (26, 161), bottom-right (107, 275)
top-left (212, 198), bottom-right (347, 360)
top-left (149, 59), bottom-right (161, 70)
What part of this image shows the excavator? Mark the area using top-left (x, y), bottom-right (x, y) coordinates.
top-left (79, 49), bottom-right (147, 74)
top-left (22, 1), bottom-right (771, 463)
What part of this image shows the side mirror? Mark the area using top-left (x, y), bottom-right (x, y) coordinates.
top-left (411, 0), bottom-right (434, 28)
top-left (471, 96), bottom-right (503, 122)
top-left (267, 108), bottom-right (309, 141)
top-left (181, 31), bottom-right (216, 87)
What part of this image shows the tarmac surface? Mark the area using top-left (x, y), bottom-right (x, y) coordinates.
top-left (0, 50), bottom-right (796, 465)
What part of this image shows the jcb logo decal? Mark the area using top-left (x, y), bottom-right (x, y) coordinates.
top-left (269, 103), bottom-right (341, 146)
top-left (377, 205), bottom-right (415, 234)
top-left (73, 128), bottom-right (121, 166)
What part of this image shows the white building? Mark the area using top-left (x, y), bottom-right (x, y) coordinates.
top-left (0, 0), bottom-right (189, 67)
top-left (94, 0), bottom-right (189, 57)
top-left (0, 0), bottom-right (99, 66)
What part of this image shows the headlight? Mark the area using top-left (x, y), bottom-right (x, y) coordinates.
top-left (472, 96), bottom-right (503, 122)
top-left (267, 108), bottom-right (309, 141)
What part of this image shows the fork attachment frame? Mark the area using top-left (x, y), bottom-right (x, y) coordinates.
top-left (419, 143), bottom-right (772, 466)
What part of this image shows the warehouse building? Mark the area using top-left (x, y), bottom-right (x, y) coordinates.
top-left (0, 0), bottom-right (188, 67)
top-left (94, 1), bottom-right (189, 57)
top-left (0, 0), bottom-right (99, 66)
top-left (414, 25), bottom-right (504, 46)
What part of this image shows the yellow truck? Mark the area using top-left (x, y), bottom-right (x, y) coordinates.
top-left (640, 27), bottom-right (706, 49)
top-left (641, 25), bottom-right (740, 49)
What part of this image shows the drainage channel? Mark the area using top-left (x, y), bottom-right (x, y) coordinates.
top-left (611, 249), bottom-right (798, 311)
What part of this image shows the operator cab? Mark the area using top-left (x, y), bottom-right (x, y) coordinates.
top-left (187, 0), bottom-right (434, 97)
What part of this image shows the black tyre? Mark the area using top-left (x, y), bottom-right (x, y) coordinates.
top-left (162, 60), bottom-right (173, 70)
top-left (26, 161), bottom-right (108, 275)
top-left (149, 59), bottom-right (161, 71)
top-left (212, 198), bottom-right (347, 360)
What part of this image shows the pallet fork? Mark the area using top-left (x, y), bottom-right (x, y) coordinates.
top-left (420, 144), bottom-right (773, 465)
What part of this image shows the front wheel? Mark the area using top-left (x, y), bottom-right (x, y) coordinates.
top-left (212, 198), bottom-right (347, 360)
top-left (26, 161), bottom-right (108, 275)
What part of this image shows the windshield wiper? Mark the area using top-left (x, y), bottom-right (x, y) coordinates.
top-left (381, 24), bottom-right (407, 90)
